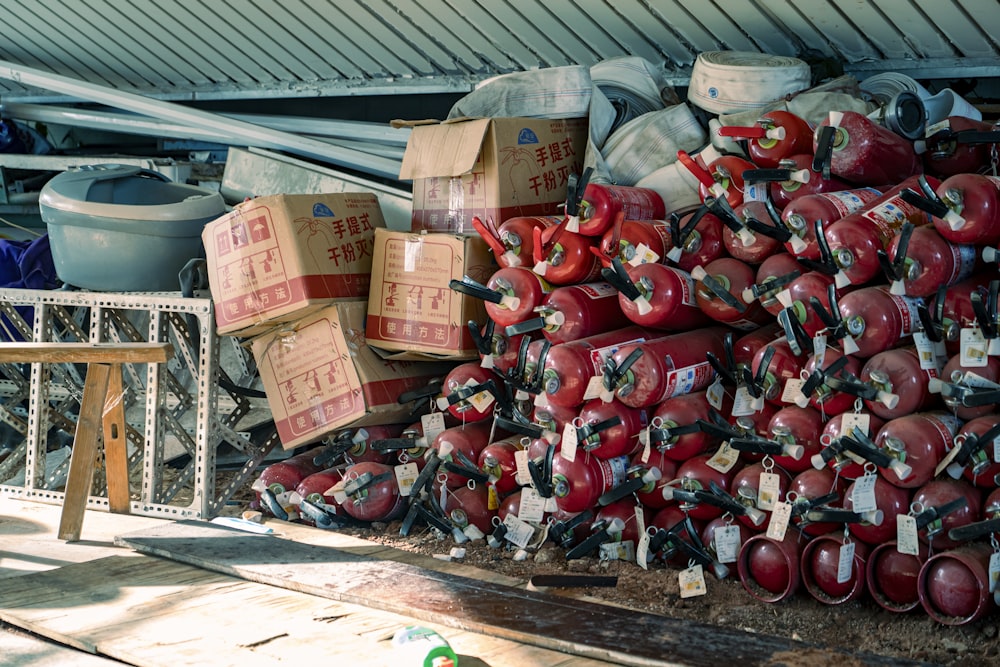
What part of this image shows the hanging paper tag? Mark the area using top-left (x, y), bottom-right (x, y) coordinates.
top-left (466, 388), bottom-right (496, 413)
top-left (637, 531), bottom-right (651, 570)
top-left (394, 462), bottom-right (419, 497)
top-left (518, 487), bottom-right (547, 524)
top-left (994, 438), bottom-right (1000, 464)
top-left (841, 412), bottom-right (871, 437)
top-left (813, 335), bottom-right (827, 368)
top-left (640, 430), bottom-right (652, 464)
top-left (961, 327), bottom-right (989, 367)
top-left (679, 564), bottom-right (708, 598)
top-left (851, 474), bottom-right (878, 514)
top-left (707, 379), bottom-right (725, 410)
top-left (502, 514), bottom-right (535, 548)
top-left (935, 442), bottom-right (964, 478)
top-left (989, 552), bottom-right (1000, 594)
top-left (583, 374), bottom-right (606, 401)
top-left (514, 449), bottom-right (532, 486)
top-left (731, 385), bottom-right (759, 417)
top-left (766, 501), bottom-right (792, 540)
top-left (912, 332), bottom-right (938, 371)
top-left (560, 423), bottom-right (579, 461)
top-left (421, 412), bottom-right (447, 443)
top-left (628, 242), bottom-right (661, 266)
top-left (715, 525), bottom-right (742, 564)
top-left (544, 495), bottom-right (559, 512)
top-left (896, 514), bottom-right (920, 556)
top-left (757, 472), bottom-right (781, 511)
top-left (837, 541), bottom-right (856, 584)
top-left (707, 441), bottom-right (740, 473)
top-left (781, 377), bottom-right (806, 405)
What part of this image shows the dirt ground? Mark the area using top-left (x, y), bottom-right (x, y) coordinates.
top-left (225, 473), bottom-right (998, 667)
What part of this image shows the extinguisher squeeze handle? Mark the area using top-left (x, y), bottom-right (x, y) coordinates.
top-left (601, 258), bottom-right (642, 301)
top-left (955, 423), bottom-right (1000, 468)
top-left (565, 167), bottom-right (594, 217)
top-left (745, 215), bottom-right (793, 242)
top-left (259, 487), bottom-right (289, 522)
top-left (952, 130), bottom-right (1000, 145)
top-left (799, 219), bottom-right (840, 277)
top-left (812, 125), bottom-right (836, 180)
top-left (577, 416), bottom-right (623, 443)
top-left (565, 520), bottom-right (614, 560)
top-left (789, 492), bottom-right (841, 517)
top-left (398, 380), bottom-right (445, 405)
top-left (840, 434), bottom-right (895, 470)
top-left (372, 437), bottom-right (423, 452)
top-left (705, 196), bottom-right (744, 234)
top-left (970, 283), bottom-right (1000, 340)
top-left (442, 460), bottom-right (490, 485)
top-left (468, 319), bottom-right (493, 356)
top-left (670, 205), bottom-right (709, 250)
top-left (802, 508), bottom-right (868, 524)
top-left (729, 437), bottom-right (785, 456)
top-left (948, 516), bottom-right (1000, 542)
top-left (742, 168), bottom-right (794, 183)
top-left (528, 443), bottom-right (556, 498)
top-left (899, 188), bottom-right (951, 220)
top-left (313, 439), bottom-right (355, 468)
top-left (449, 276), bottom-right (504, 304)
top-left (604, 346), bottom-right (644, 391)
top-left (913, 496), bottom-right (968, 530)
top-left (343, 471), bottom-right (394, 498)
top-left (778, 307), bottom-right (810, 356)
top-left (699, 272), bottom-right (746, 312)
top-left (598, 477), bottom-right (646, 506)
top-left (550, 509), bottom-right (593, 548)
top-left (705, 352), bottom-right (739, 386)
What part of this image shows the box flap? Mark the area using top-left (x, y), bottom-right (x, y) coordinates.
top-left (398, 118), bottom-right (492, 180)
top-left (368, 343), bottom-right (477, 363)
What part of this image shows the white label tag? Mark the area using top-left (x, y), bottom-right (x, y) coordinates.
top-left (640, 428), bottom-right (652, 464)
top-left (766, 501), bottom-right (792, 540)
top-left (679, 564), bottom-right (708, 598)
top-left (731, 385), bottom-right (760, 417)
top-left (912, 332), bottom-right (939, 371)
top-left (896, 514), bottom-right (920, 556)
top-left (466, 388), bottom-right (496, 413)
top-left (837, 541), bottom-right (856, 584)
top-left (560, 423), bottom-right (579, 462)
top-left (637, 531), bottom-right (651, 570)
top-left (707, 379), bottom-right (725, 410)
top-left (989, 552), bottom-right (1000, 594)
top-left (813, 335), bottom-right (827, 367)
top-left (706, 441), bottom-right (740, 473)
top-left (514, 449), bottom-right (532, 486)
top-left (841, 412), bottom-right (871, 437)
top-left (994, 438), bottom-right (1000, 465)
top-left (394, 462), bottom-right (419, 497)
top-left (600, 540), bottom-right (636, 562)
top-left (851, 474), bottom-right (878, 514)
top-left (502, 513), bottom-right (535, 548)
top-left (781, 377), bottom-right (806, 405)
top-left (935, 442), bottom-right (964, 478)
top-left (582, 374), bottom-right (605, 401)
top-left (757, 472), bottom-right (781, 511)
top-left (714, 525), bottom-right (742, 564)
top-left (518, 486), bottom-right (547, 524)
top-left (961, 327), bottom-right (989, 367)
top-left (421, 412), bottom-right (446, 443)
top-left (628, 242), bottom-right (661, 266)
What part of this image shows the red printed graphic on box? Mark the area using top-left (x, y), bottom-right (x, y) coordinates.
top-left (215, 207), bottom-right (292, 321)
top-left (375, 238), bottom-right (459, 349)
top-left (268, 318), bottom-right (363, 441)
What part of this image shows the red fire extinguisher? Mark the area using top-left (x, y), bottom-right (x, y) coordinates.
top-left (432, 421), bottom-right (497, 489)
top-left (812, 110), bottom-right (922, 186)
top-left (949, 416), bottom-right (1000, 488)
top-left (781, 187), bottom-right (883, 259)
top-left (843, 473), bottom-right (911, 546)
top-left (787, 467), bottom-right (847, 538)
top-left (821, 285), bottom-right (923, 358)
top-left (905, 173), bottom-right (1000, 246)
top-left (918, 543), bottom-right (997, 626)
top-left (646, 390), bottom-right (721, 462)
top-left (449, 267), bottom-right (551, 328)
top-left (478, 437), bottom-right (526, 498)
top-left (538, 325), bottom-right (654, 409)
top-left (563, 167), bottom-right (666, 237)
top-left (747, 253), bottom-right (804, 319)
top-left (336, 461), bottom-right (404, 522)
top-left (691, 257), bottom-right (772, 330)
top-left (866, 539), bottom-right (930, 613)
top-left (664, 205), bottom-right (725, 271)
top-left (823, 175), bottom-right (938, 288)
top-left (920, 117), bottom-right (1000, 178)
top-left (663, 452), bottom-right (742, 522)
top-left (603, 327), bottom-right (729, 409)
top-left (505, 281), bottom-right (632, 345)
top-left (882, 223), bottom-right (978, 298)
top-left (717, 110), bottom-right (814, 168)
top-left (677, 150), bottom-right (755, 208)
top-left (874, 412), bottom-right (961, 489)
top-left (437, 361), bottom-right (498, 423)
top-left (573, 397), bottom-right (647, 460)
top-left (471, 215), bottom-right (559, 269)
top-left (722, 201), bottom-right (784, 264)
top-left (294, 467), bottom-right (347, 526)
top-left (600, 258), bottom-right (710, 331)
top-left (597, 216), bottom-right (674, 267)
top-left (800, 531), bottom-right (870, 606)
top-left (747, 339), bottom-right (805, 406)
top-left (730, 461), bottom-right (791, 532)
top-left (767, 405), bottom-right (824, 473)
top-left (859, 347), bottom-right (940, 420)
top-left (737, 533), bottom-right (803, 603)
top-left (531, 221), bottom-right (603, 286)
top-left (798, 348), bottom-right (865, 416)
top-left (909, 478), bottom-right (982, 551)
top-left (550, 452), bottom-right (631, 514)
top-left (254, 445), bottom-right (325, 511)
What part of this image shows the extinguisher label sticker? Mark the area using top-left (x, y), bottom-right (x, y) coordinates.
top-left (395, 463), bottom-right (420, 497)
top-left (714, 525), bottom-right (742, 563)
top-left (819, 188), bottom-right (882, 217)
top-left (766, 501), bottom-right (791, 541)
top-left (837, 542), bottom-right (856, 585)
top-left (851, 474), bottom-right (878, 514)
top-left (576, 282), bottom-right (620, 299)
top-left (502, 514), bottom-right (535, 548)
top-left (887, 292), bottom-right (922, 337)
top-left (679, 564), bottom-right (707, 598)
top-left (662, 360), bottom-right (714, 400)
top-left (600, 456), bottom-right (631, 490)
top-left (994, 439), bottom-right (1000, 465)
top-left (950, 244), bottom-right (978, 285)
top-left (896, 514), bottom-right (920, 556)
top-left (707, 442), bottom-right (740, 473)
top-left (589, 338), bottom-right (646, 376)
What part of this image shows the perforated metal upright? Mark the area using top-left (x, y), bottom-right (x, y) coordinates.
top-left (0, 288), bottom-right (276, 519)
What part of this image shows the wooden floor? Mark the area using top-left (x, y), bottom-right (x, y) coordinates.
top-left (0, 495), bottom-right (610, 666)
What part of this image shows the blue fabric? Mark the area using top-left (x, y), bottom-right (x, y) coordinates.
top-left (0, 234), bottom-right (61, 341)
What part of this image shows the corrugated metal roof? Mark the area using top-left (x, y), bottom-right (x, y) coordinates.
top-left (0, 0), bottom-right (997, 103)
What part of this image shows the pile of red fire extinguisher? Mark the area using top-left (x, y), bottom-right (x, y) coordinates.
top-left (252, 102), bottom-right (1000, 626)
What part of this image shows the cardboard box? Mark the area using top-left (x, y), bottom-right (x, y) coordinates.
top-left (203, 192), bottom-right (385, 336)
top-left (399, 116), bottom-right (588, 233)
top-left (251, 300), bottom-right (456, 450)
top-left (365, 229), bottom-right (495, 359)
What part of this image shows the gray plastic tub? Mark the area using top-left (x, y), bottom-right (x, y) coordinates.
top-left (39, 164), bottom-right (227, 291)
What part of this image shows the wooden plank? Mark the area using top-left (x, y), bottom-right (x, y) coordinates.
top-left (0, 555), bottom-right (607, 667)
top-left (1, 628), bottom-right (125, 667)
top-left (117, 520), bottom-right (917, 667)
top-left (0, 342), bottom-right (173, 364)
top-left (102, 364), bottom-right (130, 514)
top-left (58, 363), bottom-right (111, 542)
